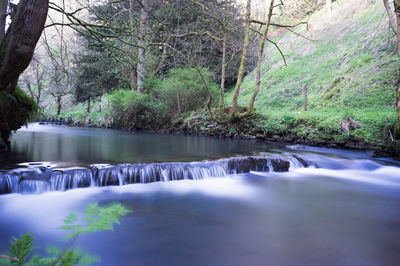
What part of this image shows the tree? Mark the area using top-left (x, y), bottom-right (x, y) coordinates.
top-left (129, 0), bottom-right (138, 90)
top-left (187, 0), bottom-right (245, 112)
top-left (43, 25), bottom-right (74, 117)
top-left (230, 0), bottom-right (278, 121)
top-left (227, 0), bottom-right (314, 122)
top-left (21, 55), bottom-right (46, 110)
top-left (137, 0), bottom-right (148, 93)
top-left (0, 0), bottom-right (7, 40)
top-left (326, 0), bottom-right (332, 15)
top-left (74, 42), bottom-right (122, 113)
top-left (383, 0), bottom-right (400, 132)
top-left (230, 0), bottom-right (252, 120)
top-left (0, 0), bottom-right (49, 145)
top-left (68, 0), bottom-right (245, 109)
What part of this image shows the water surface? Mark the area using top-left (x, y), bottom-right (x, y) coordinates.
top-left (0, 123), bottom-right (399, 266)
top-left (1, 123), bottom-right (286, 168)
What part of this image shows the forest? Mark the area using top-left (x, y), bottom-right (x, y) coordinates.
top-left (2, 1), bottom-right (400, 265)
top-left (0, 0), bottom-right (399, 156)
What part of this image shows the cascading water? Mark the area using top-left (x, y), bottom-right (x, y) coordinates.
top-left (2, 124), bottom-right (400, 266)
top-left (0, 155), bottom-right (311, 194)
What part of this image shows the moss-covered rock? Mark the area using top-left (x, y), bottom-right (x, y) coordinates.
top-left (0, 87), bottom-right (37, 143)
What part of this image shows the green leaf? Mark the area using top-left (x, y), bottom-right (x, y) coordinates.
top-left (63, 210), bottom-right (78, 225)
top-left (8, 233), bottom-right (34, 265)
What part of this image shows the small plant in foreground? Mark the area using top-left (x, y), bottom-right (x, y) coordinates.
top-left (0, 202), bottom-right (131, 266)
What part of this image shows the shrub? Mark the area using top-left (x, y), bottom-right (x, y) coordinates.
top-left (153, 67), bottom-right (219, 115)
top-left (109, 89), bottom-right (167, 129)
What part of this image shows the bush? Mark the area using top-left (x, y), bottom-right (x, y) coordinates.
top-left (109, 89), bottom-right (167, 129)
top-left (153, 67), bottom-right (219, 115)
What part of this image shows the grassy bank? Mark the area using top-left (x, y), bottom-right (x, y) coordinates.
top-left (221, 0), bottom-right (399, 152)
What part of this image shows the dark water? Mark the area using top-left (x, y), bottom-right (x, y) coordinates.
top-left (0, 123), bottom-right (285, 168)
top-left (1, 124), bottom-right (400, 266)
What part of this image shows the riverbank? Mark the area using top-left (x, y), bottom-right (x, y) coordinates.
top-left (163, 110), bottom-right (400, 158)
top-left (43, 106), bottom-right (400, 159)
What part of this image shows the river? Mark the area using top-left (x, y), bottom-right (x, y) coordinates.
top-left (0, 123), bottom-right (400, 266)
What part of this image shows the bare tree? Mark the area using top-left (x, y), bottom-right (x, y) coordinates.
top-left (186, 0), bottom-right (243, 113)
top-left (247, 0), bottom-right (275, 115)
top-left (129, 0), bottom-right (138, 90)
top-left (46, 43), bottom-right (73, 117)
top-left (137, 0), bottom-right (148, 93)
top-left (21, 55), bottom-right (46, 111)
top-left (230, 0), bottom-right (252, 120)
top-left (326, 0), bottom-right (332, 15)
top-left (43, 11), bottom-right (73, 117)
top-left (49, 69), bottom-right (72, 117)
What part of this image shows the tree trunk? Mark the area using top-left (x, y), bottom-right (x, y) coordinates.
top-left (0, 0), bottom-right (49, 92)
top-left (37, 84), bottom-right (41, 106)
top-left (56, 95), bottom-right (62, 117)
top-left (86, 97), bottom-right (91, 113)
top-left (247, 0), bottom-right (275, 115)
top-left (26, 79), bottom-right (34, 99)
top-left (230, 0), bottom-right (251, 116)
top-left (130, 66), bottom-right (137, 91)
top-left (128, 0), bottom-right (138, 91)
top-left (0, 0), bottom-right (48, 144)
top-left (383, 0), bottom-right (398, 35)
top-left (394, 0), bottom-right (400, 55)
top-left (304, 86), bottom-right (308, 111)
top-left (326, 0), bottom-right (332, 15)
top-left (137, 0), bottom-right (148, 93)
top-left (174, 65), bottom-right (181, 114)
top-left (0, 0), bottom-right (7, 41)
top-left (394, 0), bottom-right (400, 131)
top-left (219, 26), bottom-right (227, 112)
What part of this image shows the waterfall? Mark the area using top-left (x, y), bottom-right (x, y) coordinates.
top-left (0, 174), bottom-right (19, 194)
top-left (0, 155), bottom-right (315, 195)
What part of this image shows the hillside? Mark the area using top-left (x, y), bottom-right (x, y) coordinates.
top-left (222, 0), bottom-right (399, 151)
top-left (46, 0), bottom-right (400, 155)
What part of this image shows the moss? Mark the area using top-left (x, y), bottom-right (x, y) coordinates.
top-left (0, 87), bottom-right (37, 142)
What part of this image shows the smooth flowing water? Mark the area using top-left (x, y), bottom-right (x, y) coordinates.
top-left (1, 124), bottom-right (400, 266)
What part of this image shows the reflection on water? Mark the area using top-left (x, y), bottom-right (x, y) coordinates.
top-left (1, 124), bottom-right (284, 168)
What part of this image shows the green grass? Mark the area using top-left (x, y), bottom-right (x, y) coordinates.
top-left (223, 0), bottom-right (399, 148)
top-left (225, 1), bottom-right (399, 111)
top-left (260, 107), bottom-right (397, 146)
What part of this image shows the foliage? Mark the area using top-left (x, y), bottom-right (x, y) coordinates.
top-left (153, 67), bottom-right (219, 115)
top-left (148, 0), bottom-right (248, 86)
top-left (0, 203), bottom-right (130, 266)
top-left (59, 202), bottom-right (131, 240)
top-left (109, 89), bottom-right (168, 129)
top-left (260, 108), bottom-right (397, 145)
top-left (73, 38), bottom-right (126, 104)
top-left (7, 234), bottom-right (34, 265)
top-left (174, 107), bottom-right (397, 148)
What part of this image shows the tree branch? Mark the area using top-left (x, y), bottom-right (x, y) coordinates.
top-left (0, 254), bottom-right (19, 262)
